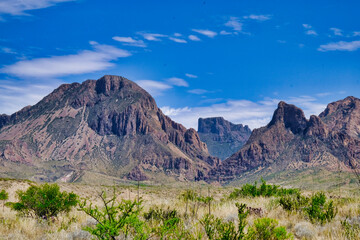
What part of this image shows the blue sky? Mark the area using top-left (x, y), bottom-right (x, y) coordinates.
top-left (0, 0), bottom-right (359, 129)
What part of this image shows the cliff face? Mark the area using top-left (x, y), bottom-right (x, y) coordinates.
top-left (197, 117), bottom-right (251, 160)
top-left (210, 97), bottom-right (360, 182)
top-left (0, 75), bottom-right (219, 183)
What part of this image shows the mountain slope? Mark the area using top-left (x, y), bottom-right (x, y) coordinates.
top-left (197, 117), bottom-right (251, 160)
top-left (210, 97), bottom-right (360, 182)
top-left (0, 75), bottom-right (219, 183)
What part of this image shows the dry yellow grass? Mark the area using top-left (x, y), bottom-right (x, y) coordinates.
top-left (0, 179), bottom-right (358, 239)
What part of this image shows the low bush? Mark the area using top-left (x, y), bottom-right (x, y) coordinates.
top-left (279, 193), bottom-right (309, 212)
top-left (200, 202), bottom-right (248, 240)
top-left (229, 178), bottom-right (299, 199)
top-left (304, 192), bottom-right (337, 224)
top-left (247, 218), bottom-right (293, 240)
top-left (78, 189), bottom-right (147, 240)
top-left (6, 183), bottom-right (78, 219)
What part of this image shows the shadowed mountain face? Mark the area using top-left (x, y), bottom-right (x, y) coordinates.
top-left (0, 75), bottom-right (219, 183)
top-left (197, 117), bottom-right (251, 160)
top-left (209, 97), bottom-right (360, 182)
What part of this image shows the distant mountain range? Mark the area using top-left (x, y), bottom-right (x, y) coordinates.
top-left (0, 75), bottom-right (359, 185)
top-left (209, 97), bottom-right (360, 183)
top-left (197, 117), bottom-right (251, 160)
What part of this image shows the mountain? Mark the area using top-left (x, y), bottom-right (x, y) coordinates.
top-left (0, 75), bottom-right (219, 183)
top-left (197, 117), bottom-right (251, 160)
top-left (210, 97), bottom-right (360, 183)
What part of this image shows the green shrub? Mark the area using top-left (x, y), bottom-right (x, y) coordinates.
top-left (6, 183), bottom-right (78, 219)
top-left (341, 218), bottom-right (360, 239)
top-left (0, 189), bottom-right (8, 210)
top-left (247, 218), bottom-right (293, 240)
top-left (200, 202), bottom-right (249, 240)
top-left (229, 178), bottom-right (299, 199)
top-left (279, 193), bottom-right (309, 212)
top-left (304, 192), bottom-right (337, 224)
top-left (78, 189), bottom-right (147, 240)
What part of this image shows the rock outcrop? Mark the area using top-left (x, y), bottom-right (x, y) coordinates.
top-left (197, 117), bottom-right (251, 160)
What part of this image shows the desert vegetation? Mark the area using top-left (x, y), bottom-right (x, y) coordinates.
top-left (0, 178), bottom-right (358, 239)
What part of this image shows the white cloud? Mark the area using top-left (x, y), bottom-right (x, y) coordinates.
top-left (243, 14), bottom-right (271, 21)
top-left (188, 35), bottom-right (201, 41)
top-left (0, 80), bottom-right (60, 114)
top-left (173, 33), bottom-right (182, 37)
top-left (302, 24), bottom-right (312, 29)
top-left (138, 33), bottom-right (167, 41)
top-left (220, 30), bottom-right (232, 35)
top-left (224, 17), bottom-right (243, 31)
top-left (161, 96), bottom-right (328, 130)
top-left (185, 73), bottom-right (197, 78)
top-left (305, 30), bottom-right (318, 36)
top-left (135, 80), bottom-right (172, 96)
top-left (1, 42), bottom-right (131, 78)
top-left (168, 37), bottom-right (187, 43)
top-left (353, 31), bottom-right (360, 36)
top-left (1, 47), bottom-right (17, 54)
top-left (0, 0), bottom-right (74, 17)
top-left (192, 29), bottom-right (217, 38)
top-left (166, 77), bottom-right (189, 87)
top-left (330, 28), bottom-right (343, 36)
top-left (188, 89), bottom-right (208, 95)
top-left (112, 36), bottom-right (146, 47)
top-left (318, 40), bottom-right (360, 52)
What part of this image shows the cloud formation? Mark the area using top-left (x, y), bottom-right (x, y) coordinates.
top-left (0, 0), bottom-right (74, 17)
top-left (192, 29), bottom-right (217, 38)
top-left (318, 40), bottom-right (360, 51)
top-left (166, 77), bottom-right (189, 87)
top-left (135, 80), bottom-right (172, 96)
top-left (224, 17), bottom-right (243, 31)
top-left (302, 24), bottom-right (318, 36)
top-left (112, 36), bottom-right (146, 47)
top-left (188, 35), bottom-right (201, 41)
top-left (0, 80), bottom-right (60, 114)
top-left (1, 42), bottom-right (131, 78)
top-left (168, 37), bottom-right (187, 43)
top-left (185, 73), bottom-right (198, 78)
top-left (138, 33), bottom-right (167, 41)
top-left (243, 14), bottom-right (271, 21)
top-left (330, 28), bottom-right (343, 36)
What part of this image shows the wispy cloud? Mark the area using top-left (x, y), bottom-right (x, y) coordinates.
top-left (185, 73), bottom-right (197, 78)
top-left (168, 37), bottom-right (187, 43)
top-left (161, 95), bottom-right (327, 130)
top-left (224, 17), bottom-right (243, 31)
top-left (0, 0), bottom-right (74, 18)
top-left (220, 30), bottom-right (232, 35)
top-left (1, 41), bottom-right (131, 78)
top-left (0, 80), bottom-right (60, 114)
top-left (138, 33), bottom-right (167, 41)
top-left (1, 47), bottom-right (17, 54)
top-left (112, 36), bottom-right (146, 47)
top-left (166, 77), bottom-right (189, 87)
top-left (243, 14), bottom-right (271, 21)
top-left (318, 40), bottom-right (360, 52)
top-left (302, 24), bottom-right (318, 36)
top-left (188, 89), bottom-right (208, 95)
top-left (353, 31), bottom-right (360, 37)
top-left (302, 24), bottom-right (312, 29)
top-left (192, 29), bottom-right (217, 38)
top-left (135, 80), bottom-right (172, 96)
top-left (305, 30), bottom-right (318, 36)
top-left (188, 35), bottom-right (201, 41)
top-left (329, 28), bottom-right (343, 36)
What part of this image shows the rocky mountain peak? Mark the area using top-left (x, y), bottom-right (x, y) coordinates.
top-left (197, 117), bottom-right (252, 160)
top-left (268, 101), bottom-right (308, 134)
